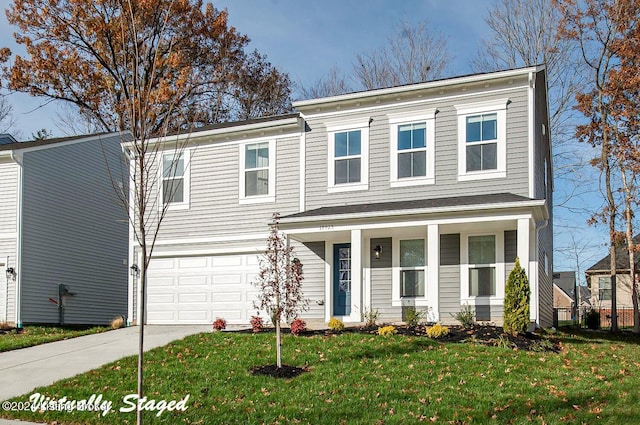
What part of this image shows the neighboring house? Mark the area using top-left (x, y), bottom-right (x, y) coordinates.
top-left (125, 65), bottom-right (553, 327)
top-left (0, 133), bottom-right (130, 326)
top-left (553, 271), bottom-right (576, 310)
top-left (585, 235), bottom-right (640, 309)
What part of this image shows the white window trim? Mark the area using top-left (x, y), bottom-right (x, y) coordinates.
top-left (239, 139), bottom-right (276, 204)
top-left (327, 118), bottom-right (370, 193)
top-left (391, 234), bottom-right (429, 307)
top-left (460, 231), bottom-right (505, 306)
top-left (159, 149), bottom-right (191, 211)
top-left (388, 110), bottom-right (436, 187)
top-left (455, 98), bottom-right (508, 181)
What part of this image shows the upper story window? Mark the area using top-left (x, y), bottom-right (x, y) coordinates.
top-left (327, 119), bottom-right (369, 193)
top-left (161, 150), bottom-right (190, 210)
top-left (455, 98), bottom-right (508, 181)
top-left (598, 276), bottom-right (612, 301)
top-left (239, 139), bottom-right (275, 204)
top-left (388, 110), bottom-right (436, 187)
top-left (335, 130), bottom-right (361, 184)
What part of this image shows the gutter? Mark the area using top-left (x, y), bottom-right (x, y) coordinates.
top-left (9, 150), bottom-right (23, 328)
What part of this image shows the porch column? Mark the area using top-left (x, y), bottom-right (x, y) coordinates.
top-left (427, 224), bottom-right (439, 321)
top-left (517, 217), bottom-right (536, 323)
top-left (350, 229), bottom-right (363, 322)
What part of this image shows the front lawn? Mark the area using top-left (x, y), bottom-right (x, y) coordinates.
top-left (0, 325), bottom-right (110, 352)
top-left (2, 329), bottom-right (639, 424)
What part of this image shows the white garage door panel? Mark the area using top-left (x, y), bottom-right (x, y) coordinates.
top-left (146, 254), bottom-right (260, 324)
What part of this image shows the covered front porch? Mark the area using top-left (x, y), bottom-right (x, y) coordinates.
top-left (280, 194), bottom-right (548, 326)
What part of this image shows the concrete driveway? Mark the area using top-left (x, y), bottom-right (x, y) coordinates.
top-left (0, 325), bottom-right (210, 403)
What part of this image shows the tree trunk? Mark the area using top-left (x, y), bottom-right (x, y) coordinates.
top-left (621, 171), bottom-right (639, 333)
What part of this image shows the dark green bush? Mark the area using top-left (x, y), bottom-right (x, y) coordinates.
top-left (585, 309), bottom-right (600, 330)
top-left (503, 257), bottom-right (530, 336)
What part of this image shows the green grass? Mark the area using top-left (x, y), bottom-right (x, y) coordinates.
top-left (2, 330), bottom-right (640, 424)
top-left (0, 325), bottom-right (109, 352)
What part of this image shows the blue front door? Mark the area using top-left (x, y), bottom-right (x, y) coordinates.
top-left (333, 243), bottom-right (351, 316)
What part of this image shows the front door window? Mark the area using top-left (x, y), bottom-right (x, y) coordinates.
top-left (333, 244), bottom-right (351, 316)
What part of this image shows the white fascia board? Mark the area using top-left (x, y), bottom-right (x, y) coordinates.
top-left (123, 116), bottom-right (302, 149)
top-left (293, 66), bottom-right (544, 110)
top-left (279, 200), bottom-right (548, 225)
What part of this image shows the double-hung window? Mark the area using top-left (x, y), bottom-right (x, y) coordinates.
top-left (455, 99), bottom-right (508, 181)
top-left (335, 130), bottom-right (361, 184)
top-left (468, 235), bottom-right (496, 297)
top-left (388, 110), bottom-right (436, 187)
top-left (161, 150), bottom-right (190, 209)
top-left (598, 277), bottom-right (612, 301)
top-left (400, 239), bottom-right (426, 297)
top-left (240, 140), bottom-right (275, 203)
top-left (327, 119), bottom-right (369, 192)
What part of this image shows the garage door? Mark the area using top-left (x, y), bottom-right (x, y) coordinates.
top-left (146, 254), bottom-right (261, 324)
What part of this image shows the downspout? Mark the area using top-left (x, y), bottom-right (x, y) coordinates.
top-left (10, 150), bottom-right (23, 328)
top-left (4, 255), bottom-right (8, 322)
top-left (122, 145), bottom-right (136, 326)
top-left (535, 219), bottom-right (550, 327)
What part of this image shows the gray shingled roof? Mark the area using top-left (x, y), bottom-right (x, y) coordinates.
top-left (0, 132), bottom-right (110, 152)
top-left (164, 112), bottom-right (300, 137)
top-left (282, 193), bottom-right (537, 220)
top-left (585, 234), bottom-right (640, 273)
top-left (553, 271), bottom-right (576, 298)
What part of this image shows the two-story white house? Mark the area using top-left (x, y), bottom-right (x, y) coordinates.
top-left (0, 133), bottom-right (129, 326)
top-left (126, 65), bottom-right (553, 328)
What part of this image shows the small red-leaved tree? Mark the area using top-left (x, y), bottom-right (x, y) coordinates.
top-left (254, 213), bottom-right (308, 368)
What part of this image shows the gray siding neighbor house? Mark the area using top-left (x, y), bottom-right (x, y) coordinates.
top-left (126, 65), bottom-right (553, 328)
top-left (0, 133), bottom-right (129, 326)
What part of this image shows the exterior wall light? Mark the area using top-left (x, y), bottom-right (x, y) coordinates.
top-left (130, 264), bottom-right (140, 278)
top-left (373, 245), bottom-right (383, 260)
top-left (5, 267), bottom-right (15, 280)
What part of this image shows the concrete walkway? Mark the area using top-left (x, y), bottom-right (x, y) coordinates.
top-left (0, 325), bottom-right (211, 402)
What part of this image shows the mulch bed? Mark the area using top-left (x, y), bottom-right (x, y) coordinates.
top-left (249, 364), bottom-right (309, 379)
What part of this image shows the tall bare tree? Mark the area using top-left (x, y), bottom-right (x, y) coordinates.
top-left (299, 66), bottom-right (352, 100)
top-left (353, 21), bottom-right (451, 90)
top-left (0, 96), bottom-right (15, 133)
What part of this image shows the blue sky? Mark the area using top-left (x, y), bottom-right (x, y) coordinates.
top-left (0, 1), bottom-right (608, 275)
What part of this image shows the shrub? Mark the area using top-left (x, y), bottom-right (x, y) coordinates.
top-left (585, 309), bottom-right (600, 330)
top-left (250, 315), bottom-right (264, 333)
top-left (328, 317), bottom-right (344, 332)
top-left (426, 323), bottom-right (449, 339)
top-left (496, 334), bottom-right (516, 349)
top-left (110, 315), bottom-right (125, 329)
top-left (212, 318), bottom-right (227, 331)
top-left (453, 304), bottom-right (475, 329)
top-left (404, 307), bottom-right (426, 328)
top-left (503, 257), bottom-right (530, 336)
top-left (0, 321), bottom-right (13, 331)
top-left (377, 325), bottom-right (397, 336)
top-left (290, 318), bottom-right (307, 336)
top-left (360, 308), bottom-right (379, 327)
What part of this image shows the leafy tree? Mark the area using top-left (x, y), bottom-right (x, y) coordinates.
top-left (0, 0), bottom-right (293, 136)
top-left (555, 0), bottom-right (633, 331)
top-left (253, 213), bottom-right (308, 368)
top-left (503, 258), bottom-right (530, 336)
